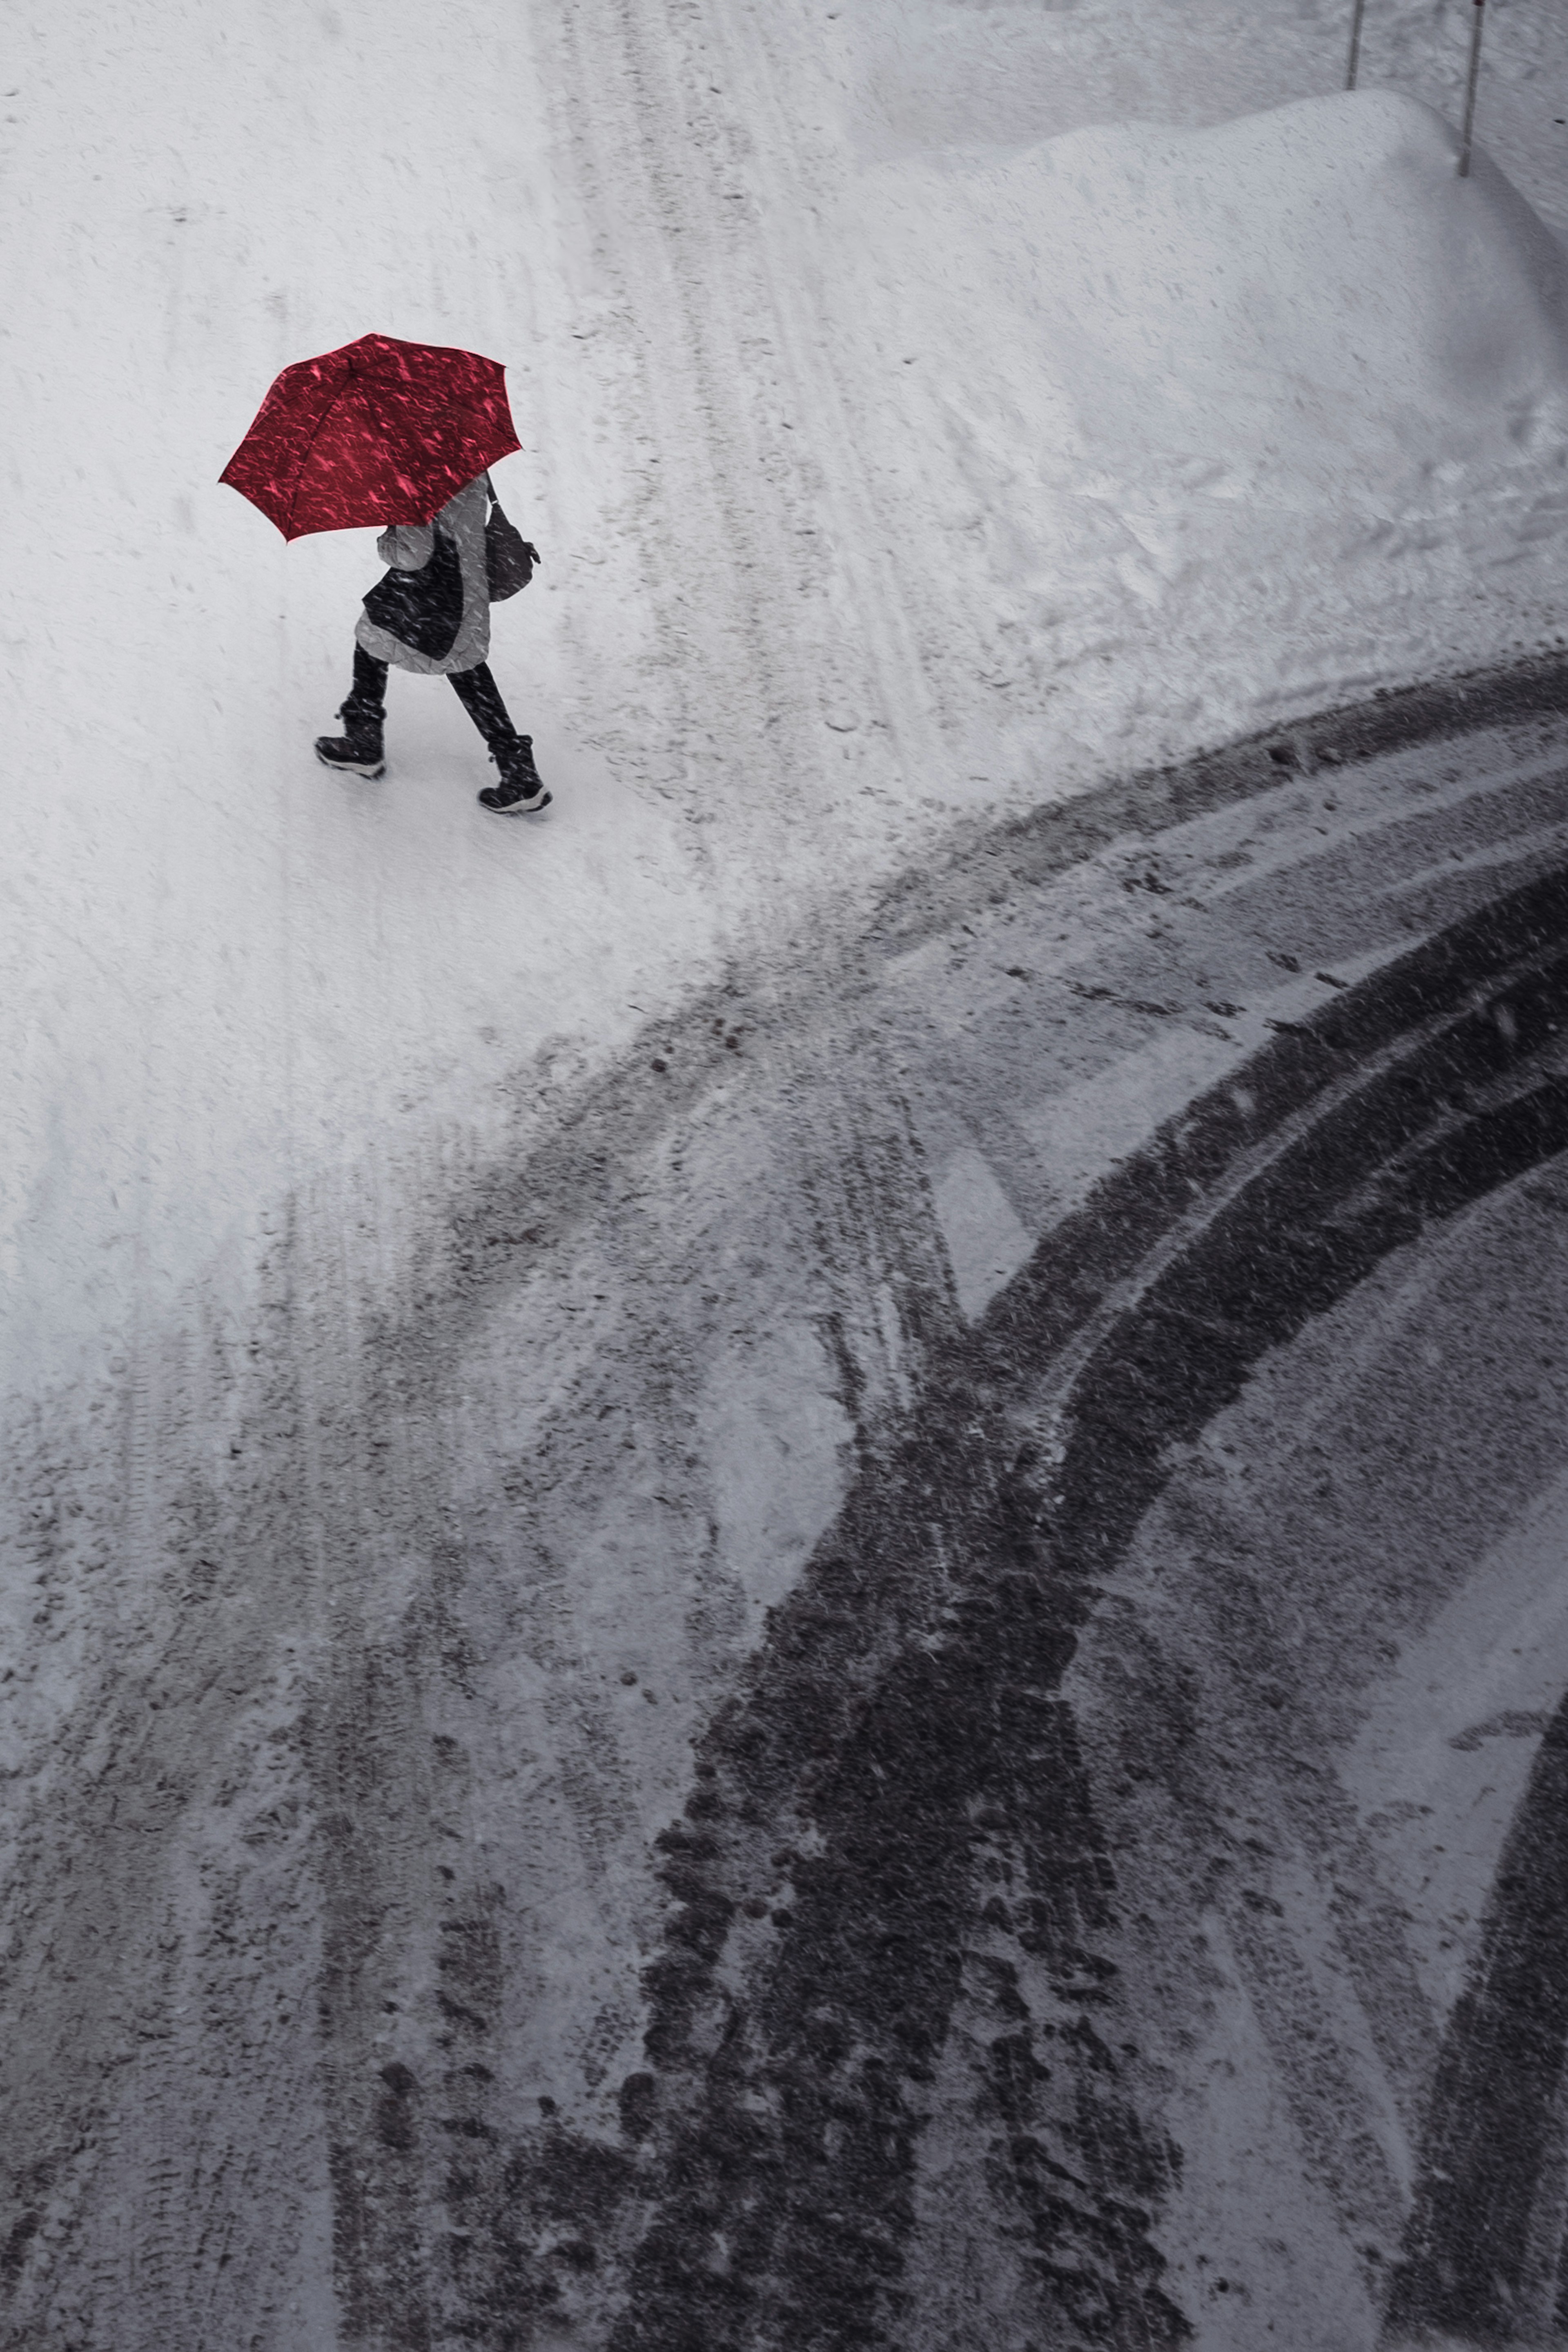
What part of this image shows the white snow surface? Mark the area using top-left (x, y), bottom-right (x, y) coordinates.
top-left (4, 0), bottom-right (1568, 1402)
top-left (854, 93), bottom-right (1568, 739)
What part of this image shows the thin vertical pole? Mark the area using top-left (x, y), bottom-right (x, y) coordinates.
top-left (1458, 0), bottom-right (1486, 177)
top-left (1345, 0), bottom-right (1368, 91)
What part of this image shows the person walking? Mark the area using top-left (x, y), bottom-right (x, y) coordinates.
top-left (220, 332), bottom-right (549, 818)
top-left (315, 468), bottom-right (550, 816)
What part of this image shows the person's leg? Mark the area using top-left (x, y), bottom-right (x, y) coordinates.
top-left (352, 646), bottom-right (390, 716)
top-left (315, 645), bottom-right (389, 776)
top-left (450, 663), bottom-right (551, 816)
top-left (448, 661), bottom-right (514, 749)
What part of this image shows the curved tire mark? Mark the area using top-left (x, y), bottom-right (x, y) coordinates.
top-left (596, 863), bottom-right (1568, 2348)
top-left (1386, 1689), bottom-right (1568, 2342)
top-left (3, 656), bottom-right (1566, 2347)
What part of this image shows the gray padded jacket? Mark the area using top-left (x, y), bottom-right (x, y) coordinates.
top-left (354, 472), bottom-right (490, 676)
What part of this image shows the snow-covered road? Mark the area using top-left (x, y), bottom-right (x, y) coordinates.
top-left (7, 0), bottom-right (1567, 1408)
top-left (6, 653), bottom-right (1567, 2347)
top-left (5, 0), bottom-right (1568, 2344)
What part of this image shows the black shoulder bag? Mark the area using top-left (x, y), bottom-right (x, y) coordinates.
top-left (483, 473), bottom-right (540, 600)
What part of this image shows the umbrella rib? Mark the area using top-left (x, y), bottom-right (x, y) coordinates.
top-left (287, 370), bottom-right (358, 541)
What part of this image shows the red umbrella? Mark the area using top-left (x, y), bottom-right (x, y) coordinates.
top-left (219, 332), bottom-right (522, 542)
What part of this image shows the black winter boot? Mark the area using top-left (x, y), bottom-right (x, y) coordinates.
top-left (315, 692), bottom-right (386, 778)
top-left (478, 734), bottom-right (551, 816)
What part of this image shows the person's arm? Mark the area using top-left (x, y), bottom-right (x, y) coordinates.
top-left (376, 521), bottom-right (435, 571)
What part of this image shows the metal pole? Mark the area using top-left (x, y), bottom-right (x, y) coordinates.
top-left (1458, 0), bottom-right (1486, 177)
top-left (1345, 0), bottom-right (1368, 91)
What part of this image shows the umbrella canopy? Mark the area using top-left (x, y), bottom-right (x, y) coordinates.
top-left (219, 332), bottom-right (522, 542)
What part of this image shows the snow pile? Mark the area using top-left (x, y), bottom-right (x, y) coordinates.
top-left (840, 90), bottom-right (1568, 764)
top-left (851, 0), bottom-right (1568, 249)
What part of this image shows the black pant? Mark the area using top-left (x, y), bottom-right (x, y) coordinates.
top-left (352, 646), bottom-right (517, 751)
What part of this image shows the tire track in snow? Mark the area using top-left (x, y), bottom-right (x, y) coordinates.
top-left (1389, 1683), bottom-right (1568, 2341)
top-left (0, 1208), bottom-right (334, 2352)
top-left (545, 0), bottom-right (938, 886)
top-left (2, 654), bottom-right (1566, 2347)
top-left (582, 873), bottom-right (1568, 2352)
top-left (296, 655), bottom-right (1568, 2348)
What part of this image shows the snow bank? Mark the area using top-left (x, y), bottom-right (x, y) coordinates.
top-left (851, 0), bottom-right (1568, 250)
top-left (840, 89), bottom-right (1568, 769)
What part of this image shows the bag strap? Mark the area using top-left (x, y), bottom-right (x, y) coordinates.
top-left (481, 470), bottom-right (541, 569)
top-left (485, 469), bottom-right (522, 528)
